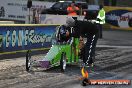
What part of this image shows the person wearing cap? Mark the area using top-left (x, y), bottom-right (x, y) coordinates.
top-left (96, 5), bottom-right (105, 38)
top-left (67, 1), bottom-right (79, 16)
top-left (65, 17), bottom-right (99, 67)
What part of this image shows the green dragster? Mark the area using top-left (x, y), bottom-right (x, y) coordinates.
top-left (26, 26), bottom-right (80, 72)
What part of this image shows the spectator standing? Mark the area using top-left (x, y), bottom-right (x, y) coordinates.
top-left (67, 1), bottom-right (79, 16)
top-left (96, 5), bottom-right (105, 38)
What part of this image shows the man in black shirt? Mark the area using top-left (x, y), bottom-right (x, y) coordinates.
top-left (65, 17), bottom-right (99, 66)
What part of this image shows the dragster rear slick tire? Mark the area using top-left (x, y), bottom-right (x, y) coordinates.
top-left (60, 52), bottom-right (67, 72)
top-left (26, 50), bottom-right (32, 72)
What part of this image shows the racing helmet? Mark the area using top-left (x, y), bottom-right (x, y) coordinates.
top-left (56, 25), bottom-right (70, 42)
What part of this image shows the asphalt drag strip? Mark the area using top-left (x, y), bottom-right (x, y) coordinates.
top-left (0, 46), bottom-right (132, 88)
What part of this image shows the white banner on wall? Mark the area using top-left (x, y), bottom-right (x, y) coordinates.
top-left (0, 0), bottom-right (54, 22)
top-left (105, 6), bottom-right (132, 30)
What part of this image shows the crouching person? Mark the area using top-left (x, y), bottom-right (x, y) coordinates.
top-left (65, 17), bottom-right (99, 67)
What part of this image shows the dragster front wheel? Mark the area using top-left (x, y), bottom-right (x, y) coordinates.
top-left (60, 52), bottom-right (67, 72)
top-left (26, 50), bottom-right (32, 71)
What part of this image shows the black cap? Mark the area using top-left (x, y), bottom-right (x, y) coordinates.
top-left (72, 1), bottom-right (75, 3)
top-left (100, 5), bottom-right (103, 9)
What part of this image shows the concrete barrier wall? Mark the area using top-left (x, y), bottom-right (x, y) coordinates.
top-left (0, 24), bottom-right (59, 56)
top-left (40, 7), bottom-right (132, 30)
top-left (40, 15), bottom-right (85, 25)
top-left (0, 21), bottom-right (14, 24)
